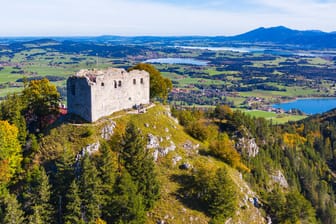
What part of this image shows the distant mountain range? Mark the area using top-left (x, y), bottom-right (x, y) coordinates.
top-left (224, 26), bottom-right (336, 48)
top-left (1, 26), bottom-right (336, 49)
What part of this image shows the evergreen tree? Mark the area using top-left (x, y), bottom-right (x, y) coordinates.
top-left (54, 148), bottom-right (75, 223)
top-left (110, 170), bottom-right (145, 224)
top-left (266, 188), bottom-right (286, 223)
top-left (25, 166), bottom-right (53, 224)
top-left (1, 193), bottom-right (25, 224)
top-left (64, 180), bottom-right (83, 224)
top-left (98, 141), bottom-right (117, 221)
top-left (284, 190), bottom-right (317, 224)
top-left (206, 168), bottom-right (238, 221)
top-left (79, 155), bottom-right (102, 224)
top-left (121, 122), bottom-right (160, 209)
top-left (28, 205), bottom-right (43, 224)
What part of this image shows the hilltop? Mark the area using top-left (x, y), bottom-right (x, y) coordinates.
top-left (40, 105), bottom-right (266, 223)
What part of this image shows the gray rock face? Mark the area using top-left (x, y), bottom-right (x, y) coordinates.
top-left (172, 156), bottom-right (182, 166)
top-left (75, 141), bottom-right (101, 162)
top-left (153, 141), bottom-right (176, 162)
top-left (147, 134), bottom-right (160, 149)
top-left (183, 140), bottom-right (199, 151)
top-left (147, 133), bottom-right (176, 161)
top-left (236, 137), bottom-right (259, 157)
top-left (271, 170), bottom-right (289, 188)
top-left (82, 142), bottom-right (100, 155)
top-left (101, 120), bottom-right (116, 140)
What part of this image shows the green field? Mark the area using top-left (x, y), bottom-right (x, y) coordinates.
top-left (241, 109), bottom-right (307, 124)
top-left (0, 40), bottom-right (335, 125)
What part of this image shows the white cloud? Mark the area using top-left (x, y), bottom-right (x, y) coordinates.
top-left (0, 0), bottom-right (335, 36)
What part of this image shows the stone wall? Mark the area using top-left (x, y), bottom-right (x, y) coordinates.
top-left (67, 68), bottom-right (150, 122)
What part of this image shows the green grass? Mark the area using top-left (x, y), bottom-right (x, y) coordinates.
top-left (0, 67), bottom-right (22, 82)
top-left (177, 77), bottom-right (226, 86)
top-left (239, 109), bottom-right (307, 124)
top-left (243, 110), bottom-right (277, 119)
top-left (251, 57), bottom-right (287, 67)
top-left (0, 87), bottom-right (23, 97)
top-left (239, 86), bottom-right (319, 99)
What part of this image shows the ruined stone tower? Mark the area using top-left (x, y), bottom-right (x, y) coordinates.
top-left (67, 68), bottom-right (150, 122)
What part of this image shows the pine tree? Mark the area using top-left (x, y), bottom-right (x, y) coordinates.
top-left (1, 193), bottom-right (25, 224)
top-left (284, 190), bottom-right (317, 224)
top-left (110, 170), bottom-right (145, 224)
top-left (79, 155), bottom-right (102, 224)
top-left (64, 180), bottom-right (83, 224)
top-left (54, 147), bottom-right (75, 223)
top-left (28, 205), bottom-right (43, 224)
top-left (206, 168), bottom-right (238, 221)
top-left (25, 166), bottom-right (53, 224)
top-left (98, 141), bottom-right (118, 221)
top-left (121, 122), bottom-right (160, 209)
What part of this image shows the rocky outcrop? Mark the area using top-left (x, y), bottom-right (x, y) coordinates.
top-left (81, 142), bottom-right (100, 155)
top-left (236, 137), bottom-right (259, 157)
top-left (172, 156), bottom-right (182, 166)
top-left (75, 141), bottom-right (101, 163)
top-left (183, 140), bottom-right (199, 151)
top-left (101, 120), bottom-right (116, 140)
top-left (271, 170), bottom-right (289, 188)
top-left (147, 134), bottom-right (160, 149)
top-left (153, 141), bottom-right (176, 162)
top-left (147, 133), bottom-right (177, 161)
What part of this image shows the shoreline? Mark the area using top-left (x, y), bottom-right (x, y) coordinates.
top-left (273, 96), bottom-right (336, 105)
top-left (271, 96), bottom-right (336, 114)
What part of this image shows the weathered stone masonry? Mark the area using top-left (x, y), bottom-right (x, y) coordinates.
top-left (67, 68), bottom-right (150, 122)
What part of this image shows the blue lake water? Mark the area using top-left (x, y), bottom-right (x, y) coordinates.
top-left (179, 46), bottom-right (265, 53)
top-left (272, 98), bottom-right (336, 114)
top-left (145, 58), bottom-right (208, 66)
top-left (178, 46), bottom-right (336, 57)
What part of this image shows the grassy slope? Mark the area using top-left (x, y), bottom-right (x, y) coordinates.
top-left (41, 105), bottom-right (266, 223)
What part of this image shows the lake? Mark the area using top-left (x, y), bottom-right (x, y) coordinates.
top-left (178, 46), bottom-right (336, 57)
top-left (179, 46), bottom-right (265, 53)
top-left (144, 58), bottom-right (208, 66)
top-left (272, 98), bottom-right (336, 114)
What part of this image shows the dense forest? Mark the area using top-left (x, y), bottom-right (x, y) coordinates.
top-left (171, 105), bottom-right (336, 223)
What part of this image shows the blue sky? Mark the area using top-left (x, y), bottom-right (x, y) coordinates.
top-left (1, 0), bottom-right (335, 36)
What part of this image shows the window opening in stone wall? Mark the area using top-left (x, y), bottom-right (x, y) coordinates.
top-left (101, 82), bottom-right (105, 87)
top-left (133, 79), bottom-right (136, 85)
top-left (118, 80), bottom-right (122, 87)
top-left (140, 78), bottom-right (143, 84)
top-left (114, 81), bottom-right (117, 88)
top-left (71, 84), bottom-right (76, 95)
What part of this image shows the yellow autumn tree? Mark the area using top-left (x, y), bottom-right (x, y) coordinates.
top-left (210, 133), bottom-right (250, 172)
top-left (0, 120), bottom-right (22, 185)
top-left (283, 133), bottom-right (306, 148)
top-left (95, 218), bottom-right (107, 224)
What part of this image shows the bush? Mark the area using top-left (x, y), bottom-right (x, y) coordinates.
top-left (185, 121), bottom-right (208, 141)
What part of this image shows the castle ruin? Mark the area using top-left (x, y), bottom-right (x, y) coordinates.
top-left (67, 68), bottom-right (150, 122)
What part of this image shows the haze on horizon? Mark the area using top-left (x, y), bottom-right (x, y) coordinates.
top-left (1, 0), bottom-right (336, 36)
